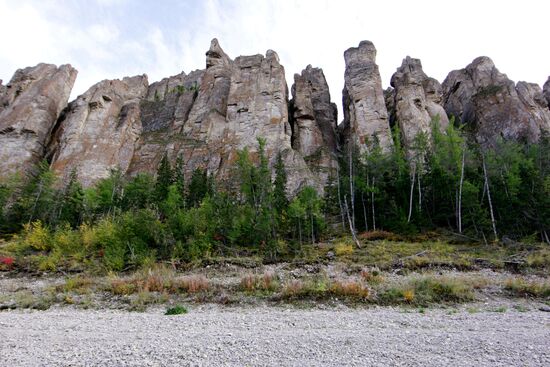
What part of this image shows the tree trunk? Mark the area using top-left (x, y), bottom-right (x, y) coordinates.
top-left (408, 165), bottom-right (416, 223)
top-left (371, 177), bottom-right (376, 231)
top-left (349, 143), bottom-right (355, 230)
top-left (481, 153), bottom-right (498, 241)
top-left (458, 148), bottom-right (465, 233)
top-left (344, 195), bottom-right (361, 248)
top-left (361, 192), bottom-right (368, 232)
top-left (336, 165), bottom-right (345, 231)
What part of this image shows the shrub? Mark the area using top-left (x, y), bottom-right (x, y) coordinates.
top-left (378, 276), bottom-right (474, 305)
top-left (22, 221), bottom-right (51, 251)
top-left (334, 242), bottom-right (353, 256)
top-left (165, 305), bottom-right (188, 315)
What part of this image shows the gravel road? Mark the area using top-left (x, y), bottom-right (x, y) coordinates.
top-left (1, 305), bottom-right (549, 366)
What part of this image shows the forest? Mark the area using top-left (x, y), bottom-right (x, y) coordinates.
top-left (0, 120), bottom-right (549, 272)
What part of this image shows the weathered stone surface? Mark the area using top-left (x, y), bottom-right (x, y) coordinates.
top-left (442, 57), bottom-right (550, 145)
top-left (543, 76), bottom-right (550, 108)
top-left (389, 57), bottom-right (449, 154)
top-left (49, 75), bottom-right (148, 187)
top-left (341, 41), bottom-right (392, 153)
top-left (128, 39), bottom-right (318, 194)
top-left (127, 70), bottom-right (204, 176)
top-left (290, 65), bottom-right (338, 185)
top-left (0, 64), bottom-right (77, 177)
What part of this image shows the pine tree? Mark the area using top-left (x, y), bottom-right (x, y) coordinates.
top-left (273, 151), bottom-right (288, 215)
top-left (155, 153), bottom-right (173, 203)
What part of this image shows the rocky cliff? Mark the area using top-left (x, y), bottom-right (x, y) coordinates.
top-left (341, 41), bottom-right (393, 154)
top-left (388, 57), bottom-right (449, 155)
top-left (442, 57), bottom-right (550, 145)
top-left (48, 75), bottom-right (148, 187)
top-left (0, 39), bottom-right (548, 193)
top-left (0, 64), bottom-right (77, 176)
top-left (290, 65), bottom-right (338, 185)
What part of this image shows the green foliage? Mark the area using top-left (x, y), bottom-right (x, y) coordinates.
top-left (155, 153), bottom-right (174, 203)
top-left (165, 305), bottom-right (188, 315)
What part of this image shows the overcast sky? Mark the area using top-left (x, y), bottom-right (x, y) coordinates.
top-left (1, 0), bottom-right (549, 121)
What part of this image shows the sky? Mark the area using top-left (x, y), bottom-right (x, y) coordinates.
top-left (1, 0), bottom-right (549, 121)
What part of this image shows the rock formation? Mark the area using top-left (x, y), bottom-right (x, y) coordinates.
top-left (543, 77), bottom-right (550, 108)
top-left (0, 64), bottom-right (77, 176)
top-left (2, 39), bottom-right (549, 195)
top-left (290, 65), bottom-right (338, 184)
top-left (341, 41), bottom-right (392, 153)
top-left (130, 39), bottom-right (320, 194)
top-left (48, 75), bottom-right (148, 187)
top-left (442, 57), bottom-right (550, 145)
top-left (389, 57), bottom-right (449, 154)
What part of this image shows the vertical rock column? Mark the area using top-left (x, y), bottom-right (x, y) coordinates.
top-left (0, 63), bottom-right (77, 177)
top-left (389, 56), bottom-right (449, 155)
top-left (341, 41), bottom-right (392, 154)
top-left (291, 65), bottom-right (338, 186)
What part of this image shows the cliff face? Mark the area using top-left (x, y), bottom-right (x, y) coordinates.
top-left (290, 65), bottom-right (338, 185)
top-left (388, 57), bottom-right (449, 155)
top-left (442, 57), bottom-right (550, 145)
top-left (128, 39), bottom-right (321, 194)
top-left (0, 64), bottom-right (77, 176)
top-left (1, 40), bottom-right (549, 192)
top-left (341, 41), bottom-right (392, 153)
top-left (48, 75), bottom-right (148, 187)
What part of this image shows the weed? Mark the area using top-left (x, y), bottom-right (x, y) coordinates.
top-left (165, 305), bottom-right (188, 315)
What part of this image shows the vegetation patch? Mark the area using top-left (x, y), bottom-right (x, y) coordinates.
top-left (165, 305), bottom-right (188, 315)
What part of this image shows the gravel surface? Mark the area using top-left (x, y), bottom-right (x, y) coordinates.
top-left (1, 305), bottom-right (549, 366)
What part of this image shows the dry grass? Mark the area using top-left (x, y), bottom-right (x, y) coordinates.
top-left (239, 271), bottom-right (278, 293)
top-left (504, 278), bottom-right (550, 298)
top-left (108, 265), bottom-right (210, 296)
top-left (329, 280), bottom-right (369, 299)
top-left (358, 230), bottom-right (400, 241)
top-left (360, 269), bottom-right (385, 285)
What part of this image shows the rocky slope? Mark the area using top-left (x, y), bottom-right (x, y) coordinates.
top-left (0, 64), bottom-right (77, 176)
top-left (0, 39), bottom-right (548, 191)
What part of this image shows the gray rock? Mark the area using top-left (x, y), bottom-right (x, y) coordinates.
top-left (0, 63), bottom-right (77, 176)
top-left (389, 56), bottom-right (449, 156)
top-left (49, 75), bottom-right (148, 187)
top-left (442, 57), bottom-right (550, 145)
top-left (543, 77), bottom-right (550, 108)
top-left (291, 65), bottom-right (338, 187)
top-left (341, 41), bottom-right (393, 154)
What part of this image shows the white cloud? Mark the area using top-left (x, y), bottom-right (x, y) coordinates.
top-left (1, 0), bottom-right (549, 121)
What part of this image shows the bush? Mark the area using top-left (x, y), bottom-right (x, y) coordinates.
top-left (165, 305), bottom-right (188, 315)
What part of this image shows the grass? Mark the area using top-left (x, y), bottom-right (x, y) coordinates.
top-left (377, 276), bottom-right (475, 306)
top-left (165, 305), bottom-right (188, 315)
top-left (504, 278), bottom-right (550, 298)
top-left (239, 272), bottom-right (279, 294)
top-left (107, 265), bottom-right (210, 296)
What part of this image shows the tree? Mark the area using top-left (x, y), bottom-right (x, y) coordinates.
top-left (186, 168), bottom-right (208, 208)
top-left (155, 153), bottom-right (173, 203)
top-left (273, 151), bottom-right (288, 215)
